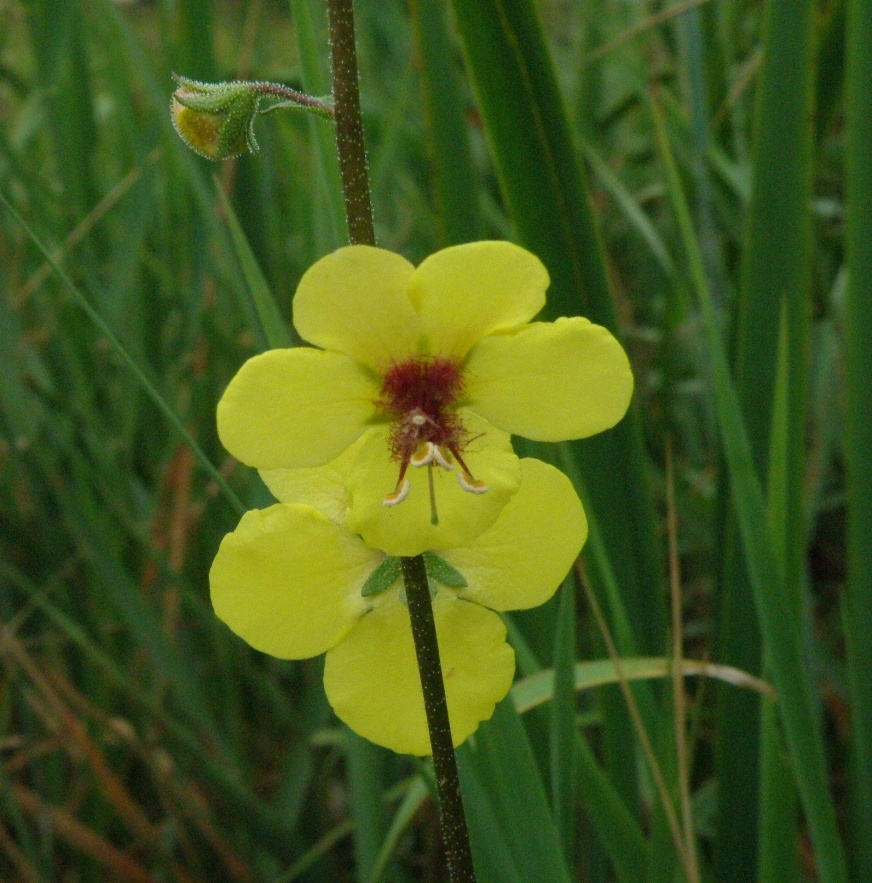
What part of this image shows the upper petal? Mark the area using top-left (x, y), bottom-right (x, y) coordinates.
top-left (444, 458), bottom-right (587, 612)
top-left (323, 592), bottom-right (515, 755)
top-left (465, 317), bottom-right (634, 441)
top-left (292, 245), bottom-right (420, 371)
top-left (217, 348), bottom-right (379, 469)
top-left (209, 504), bottom-right (380, 659)
top-left (409, 241), bottom-right (548, 360)
top-left (344, 410), bottom-right (522, 557)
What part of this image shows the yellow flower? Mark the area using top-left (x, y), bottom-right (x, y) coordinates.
top-left (210, 459), bottom-right (587, 755)
top-left (217, 241), bottom-right (632, 556)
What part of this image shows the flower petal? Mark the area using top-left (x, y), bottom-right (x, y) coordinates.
top-left (259, 431), bottom-right (372, 524)
top-left (443, 458), bottom-right (586, 611)
top-left (465, 317), bottom-right (634, 441)
top-left (259, 462), bottom-right (348, 524)
top-left (409, 241), bottom-right (548, 359)
top-left (323, 593), bottom-right (515, 755)
top-left (345, 410), bottom-right (522, 556)
top-left (210, 504), bottom-right (380, 659)
top-left (293, 245), bottom-right (419, 371)
top-left (217, 348), bottom-right (378, 469)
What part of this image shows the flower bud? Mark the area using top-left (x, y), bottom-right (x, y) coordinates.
top-left (171, 75), bottom-right (260, 160)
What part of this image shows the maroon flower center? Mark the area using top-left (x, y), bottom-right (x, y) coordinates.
top-left (376, 357), bottom-right (487, 517)
top-left (378, 357), bottom-right (466, 464)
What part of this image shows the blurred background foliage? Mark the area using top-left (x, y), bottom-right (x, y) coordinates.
top-left (0, 0), bottom-right (865, 881)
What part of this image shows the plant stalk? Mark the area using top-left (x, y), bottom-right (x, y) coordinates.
top-left (401, 556), bottom-right (477, 883)
top-left (325, 2), bottom-right (476, 879)
top-left (326, 0), bottom-right (376, 246)
top-left (252, 82), bottom-right (334, 116)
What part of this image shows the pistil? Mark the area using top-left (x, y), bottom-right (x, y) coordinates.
top-left (428, 463), bottom-right (438, 525)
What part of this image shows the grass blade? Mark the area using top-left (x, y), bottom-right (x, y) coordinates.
top-left (0, 191), bottom-right (245, 516)
top-left (843, 0), bottom-right (872, 877)
top-left (458, 698), bottom-right (572, 883)
top-left (454, 751), bottom-right (525, 883)
top-left (512, 656), bottom-right (772, 713)
top-left (450, 0), bottom-right (664, 697)
top-left (408, 0), bottom-right (481, 245)
top-left (214, 179), bottom-right (294, 350)
top-left (549, 578), bottom-right (577, 865)
top-left (574, 735), bottom-right (649, 883)
top-left (291, 0), bottom-right (347, 250)
top-left (367, 778), bottom-right (428, 883)
top-left (345, 732), bottom-right (395, 883)
top-left (650, 94), bottom-right (848, 883)
top-left (718, 0), bottom-right (818, 877)
top-left (508, 620), bottom-right (651, 883)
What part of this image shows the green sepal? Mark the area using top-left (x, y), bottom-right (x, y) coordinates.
top-left (171, 75), bottom-right (255, 112)
top-left (217, 99), bottom-right (260, 158)
top-left (368, 553), bottom-right (466, 605)
top-left (361, 556), bottom-right (402, 597)
top-left (423, 551), bottom-right (468, 588)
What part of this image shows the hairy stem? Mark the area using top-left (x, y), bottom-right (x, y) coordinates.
top-left (252, 82), bottom-right (334, 116)
top-left (326, 0), bottom-right (376, 246)
top-left (324, 2), bottom-right (475, 877)
top-left (401, 556), bottom-right (477, 883)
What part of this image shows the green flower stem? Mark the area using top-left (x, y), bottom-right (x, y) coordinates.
top-left (251, 82), bottom-right (334, 116)
top-left (326, 0), bottom-right (376, 246)
top-left (401, 555), bottom-right (477, 883)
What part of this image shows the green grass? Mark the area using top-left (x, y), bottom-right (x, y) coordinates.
top-left (0, 0), bottom-right (863, 879)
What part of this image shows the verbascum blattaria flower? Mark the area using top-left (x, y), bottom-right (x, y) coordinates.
top-left (210, 459), bottom-right (586, 755)
top-left (216, 241), bottom-right (633, 556)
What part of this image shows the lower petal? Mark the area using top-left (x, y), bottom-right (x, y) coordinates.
top-left (465, 317), bottom-right (634, 441)
top-left (210, 504), bottom-right (380, 659)
top-left (217, 348), bottom-right (378, 469)
top-left (259, 431), bottom-right (373, 525)
top-left (345, 411), bottom-right (521, 556)
top-left (445, 458), bottom-right (587, 611)
top-left (323, 593), bottom-right (515, 755)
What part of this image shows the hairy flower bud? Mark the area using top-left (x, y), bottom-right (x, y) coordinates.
top-left (171, 75), bottom-right (260, 160)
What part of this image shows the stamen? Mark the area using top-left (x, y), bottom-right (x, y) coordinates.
top-left (447, 444), bottom-right (474, 477)
top-left (458, 471), bottom-right (488, 494)
top-left (383, 478), bottom-right (411, 507)
top-left (433, 445), bottom-right (454, 471)
top-left (447, 444), bottom-right (487, 494)
top-left (428, 463), bottom-right (439, 525)
top-left (410, 441), bottom-right (436, 468)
